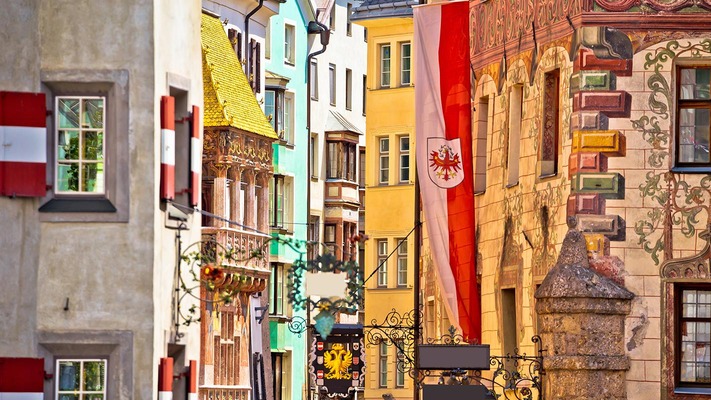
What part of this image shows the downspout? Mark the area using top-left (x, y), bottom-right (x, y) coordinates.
top-left (244, 0), bottom-right (265, 73)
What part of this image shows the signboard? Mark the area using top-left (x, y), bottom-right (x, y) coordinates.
top-left (418, 344), bottom-right (490, 370)
top-left (309, 325), bottom-right (365, 398)
top-left (422, 384), bottom-right (491, 400)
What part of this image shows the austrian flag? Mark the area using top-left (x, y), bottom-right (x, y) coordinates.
top-left (414, 1), bottom-right (480, 342)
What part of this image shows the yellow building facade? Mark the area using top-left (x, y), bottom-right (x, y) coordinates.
top-left (352, 7), bottom-right (417, 400)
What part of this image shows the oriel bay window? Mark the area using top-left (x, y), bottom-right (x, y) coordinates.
top-left (265, 89), bottom-right (293, 144)
top-left (327, 140), bottom-right (357, 181)
top-left (56, 96), bottom-right (106, 194)
top-left (677, 66), bottom-right (711, 169)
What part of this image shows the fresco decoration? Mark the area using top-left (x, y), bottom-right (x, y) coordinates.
top-left (309, 332), bottom-right (366, 398)
top-left (634, 39), bottom-right (711, 265)
top-left (531, 182), bottom-right (564, 278)
top-left (594, 0), bottom-right (711, 13)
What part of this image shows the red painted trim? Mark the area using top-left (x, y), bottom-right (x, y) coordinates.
top-left (0, 92), bottom-right (46, 128)
top-left (161, 96), bottom-right (175, 201)
top-left (0, 161), bottom-right (47, 197)
top-left (439, 1), bottom-right (481, 343)
top-left (0, 358), bottom-right (44, 392)
top-left (190, 105), bottom-right (200, 207)
top-left (161, 164), bottom-right (175, 201)
top-left (161, 96), bottom-right (175, 131)
top-left (158, 357), bottom-right (174, 392)
top-left (190, 106), bottom-right (200, 140)
top-left (188, 360), bottom-right (197, 393)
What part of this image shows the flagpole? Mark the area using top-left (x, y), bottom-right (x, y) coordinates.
top-left (413, 153), bottom-right (421, 400)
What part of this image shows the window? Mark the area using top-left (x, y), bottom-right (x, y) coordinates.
top-left (677, 67), bottom-right (711, 168)
top-left (379, 137), bottom-right (389, 184)
top-left (56, 96), bottom-right (106, 195)
top-left (329, 64), bottom-right (336, 106)
top-left (329, 3), bottom-right (335, 31)
top-left (507, 85), bottom-right (523, 186)
top-left (283, 94), bottom-right (293, 143)
top-left (345, 68), bottom-right (353, 110)
top-left (474, 96), bottom-right (490, 193)
top-left (540, 69), bottom-right (560, 177)
top-left (396, 341), bottom-right (405, 387)
top-left (269, 175), bottom-right (291, 229)
top-left (359, 148), bottom-right (366, 188)
top-left (310, 134), bottom-right (318, 178)
top-left (325, 224), bottom-right (337, 253)
top-left (677, 286), bottom-right (711, 385)
top-left (228, 28), bottom-right (243, 61)
top-left (502, 288), bottom-right (517, 369)
top-left (380, 44), bottom-right (391, 88)
top-left (249, 39), bottom-right (261, 93)
top-left (346, 3), bottom-right (353, 36)
top-left (272, 353), bottom-right (283, 400)
top-left (310, 60), bottom-right (319, 100)
top-left (377, 239), bottom-right (388, 287)
top-left (284, 24), bottom-right (295, 64)
top-left (399, 136), bottom-right (409, 183)
top-left (400, 42), bottom-right (411, 86)
top-left (269, 263), bottom-right (286, 315)
top-left (397, 238), bottom-right (407, 286)
top-left (308, 215), bottom-right (320, 259)
top-left (364, 28), bottom-right (368, 42)
top-left (56, 359), bottom-right (107, 399)
top-left (265, 21), bottom-right (271, 59)
top-left (379, 341), bottom-right (388, 387)
top-left (265, 90), bottom-right (293, 144)
top-left (327, 141), bottom-right (357, 181)
top-left (362, 75), bottom-right (367, 115)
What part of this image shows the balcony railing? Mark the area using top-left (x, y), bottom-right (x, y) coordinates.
top-left (202, 226), bottom-right (271, 273)
top-left (199, 386), bottom-right (251, 400)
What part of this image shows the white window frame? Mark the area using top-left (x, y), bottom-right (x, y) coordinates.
top-left (284, 24), bottom-right (296, 65)
top-left (379, 341), bottom-right (388, 387)
top-left (283, 92), bottom-right (294, 144)
top-left (379, 137), bottom-right (389, 184)
top-left (396, 340), bottom-right (406, 387)
top-left (380, 44), bottom-right (391, 88)
top-left (400, 42), bottom-right (411, 86)
top-left (397, 238), bottom-right (407, 287)
top-left (377, 239), bottom-right (388, 287)
top-left (399, 135), bottom-right (409, 183)
top-left (310, 59), bottom-right (319, 100)
top-left (329, 63), bottom-right (337, 106)
top-left (345, 68), bottom-right (353, 111)
top-left (56, 358), bottom-right (108, 399)
top-left (55, 96), bottom-right (107, 195)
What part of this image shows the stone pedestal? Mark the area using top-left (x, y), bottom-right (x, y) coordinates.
top-left (535, 225), bottom-right (633, 400)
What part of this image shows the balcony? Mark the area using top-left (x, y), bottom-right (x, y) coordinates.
top-left (201, 227), bottom-right (271, 293)
top-left (199, 386), bottom-right (251, 400)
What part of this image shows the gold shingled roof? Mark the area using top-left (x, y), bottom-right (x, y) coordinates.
top-left (201, 13), bottom-right (277, 139)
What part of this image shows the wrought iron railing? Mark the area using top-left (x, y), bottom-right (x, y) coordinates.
top-left (201, 227), bottom-right (270, 271)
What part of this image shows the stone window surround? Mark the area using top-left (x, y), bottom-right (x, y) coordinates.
top-left (39, 69), bottom-right (130, 222)
top-left (38, 330), bottom-right (133, 400)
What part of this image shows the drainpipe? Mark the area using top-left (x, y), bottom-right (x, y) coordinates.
top-left (244, 0), bottom-right (265, 74)
top-left (305, 19), bottom-right (329, 400)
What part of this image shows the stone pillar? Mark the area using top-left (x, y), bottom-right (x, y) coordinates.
top-left (255, 172), bottom-right (270, 233)
top-left (535, 220), bottom-right (634, 400)
top-left (243, 170), bottom-right (255, 230)
top-left (229, 167), bottom-right (242, 227)
top-left (211, 165), bottom-right (229, 228)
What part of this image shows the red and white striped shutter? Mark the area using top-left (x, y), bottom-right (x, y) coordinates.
top-left (0, 91), bottom-right (47, 197)
top-left (0, 357), bottom-right (44, 399)
top-left (188, 360), bottom-right (197, 400)
top-left (158, 357), bottom-right (173, 400)
top-left (189, 106), bottom-right (201, 207)
top-left (160, 96), bottom-right (176, 201)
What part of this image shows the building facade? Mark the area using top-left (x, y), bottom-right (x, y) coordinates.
top-left (465, 1), bottom-right (711, 399)
top-left (352, 2), bottom-right (417, 399)
top-left (0, 1), bottom-right (204, 398)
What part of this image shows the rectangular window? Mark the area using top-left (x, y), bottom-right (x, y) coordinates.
top-left (310, 134), bottom-right (318, 178)
top-left (270, 175), bottom-right (285, 228)
top-left (228, 28), bottom-right (243, 61)
top-left (265, 21), bottom-right (271, 59)
top-left (379, 341), bottom-right (388, 388)
top-left (380, 44), bottom-right (391, 88)
top-left (310, 60), bottom-right (319, 100)
top-left (327, 142), bottom-right (339, 179)
top-left (56, 359), bottom-right (107, 399)
top-left (308, 215), bottom-right (320, 260)
top-left (377, 239), bottom-right (388, 287)
top-left (272, 353), bottom-right (282, 400)
top-left (269, 263), bottom-right (285, 315)
top-left (507, 85), bottom-right (523, 186)
top-left (329, 3), bottom-right (335, 31)
top-left (265, 90), bottom-right (276, 130)
top-left (474, 96), bottom-right (490, 193)
top-left (56, 96), bottom-right (106, 194)
top-left (379, 137), bottom-right (389, 184)
top-left (678, 286), bottom-right (711, 385)
top-left (359, 148), bottom-right (366, 188)
top-left (283, 93), bottom-right (293, 144)
top-left (677, 67), bottom-right (711, 168)
top-left (399, 135), bottom-right (409, 183)
top-left (327, 141), bottom-right (357, 181)
top-left (540, 69), bottom-right (560, 177)
top-left (362, 75), bottom-right (367, 116)
top-left (346, 3), bottom-right (353, 36)
top-left (397, 238), bottom-right (407, 286)
top-left (284, 24), bottom-right (295, 64)
top-left (400, 42), bottom-right (411, 86)
top-left (502, 288), bottom-right (517, 370)
top-left (396, 341), bottom-right (405, 387)
top-left (364, 27), bottom-right (368, 42)
top-left (346, 68), bottom-right (353, 111)
top-left (325, 224), bottom-right (337, 254)
top-left (329, 64), bottom-right (336, 106)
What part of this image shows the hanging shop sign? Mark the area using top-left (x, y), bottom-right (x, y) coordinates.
top-left (309, 325), bottom-right (365, 398)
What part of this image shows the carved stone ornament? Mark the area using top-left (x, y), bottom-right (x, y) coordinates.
top-left (660, 227), bottom-right (711, 280)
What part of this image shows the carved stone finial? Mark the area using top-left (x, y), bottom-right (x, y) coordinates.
top-left (567, 216), bottom-right (577, 229)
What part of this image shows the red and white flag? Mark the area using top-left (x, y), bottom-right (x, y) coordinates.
top-left (414, 1), bottom-right (480, 342)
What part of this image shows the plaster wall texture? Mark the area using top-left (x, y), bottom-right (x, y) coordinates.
top-left (0, 1), bottom-right (203, 398)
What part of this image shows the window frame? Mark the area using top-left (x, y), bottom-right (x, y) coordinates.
top-left (539, 69), bottom-right (560, 178)
top-left (380, 44), bottom-right (391, 88)
top-left (55, 358), bottom-right (108, 399)
top-left (379, 341), bottom-right (388, 388)
top-left (395, 340), bottom-right (406, 387)
top-left (284, 24), bottom-right (296, 65)
top-left (377, 239), bottom-right (388, 288)
top-left (396, 238), bottom-right (407, 287)
top-left (270, 263), bottom-right (286, 316)
top-left (326, 140), bottom-right (357, 181)
top-left (398, 135), bottom-right (409, 183)
top-left (329, 63), bottom-right (337, 106)
top-left (675, 283), bottom-right (711, 389)
top-left (345, 68), bottom-right (353, 111)
top-left (310, 59), bottom-right (319, 100)
top-left (346, 3), bottom-right (353, 36)
top-left (675, 65), bottom-right (711, 172)
top-left (400, 42), bottom-right (411, 86)
top-left (362, 74), bottom-right (367, 116)
top-left (379, 137), bottom-right (389, 185)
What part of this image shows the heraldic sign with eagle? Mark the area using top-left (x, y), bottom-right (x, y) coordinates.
top-left (309, 326), bottom-right (366, 397)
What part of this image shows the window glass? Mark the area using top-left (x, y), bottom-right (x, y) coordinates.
top-left (57, 359), bottom-right (107, 399)
top-left (284, 24), bottom-right (295, 64)
top-left (380, 45), bottom-right (391, 88)
top-left (57, 97), bottom-right (105, 194)
top-left (400, 42), bottom-right (411, 86)
top-left (329, 64), bottom-right (336, 106)
top-left (397, 238), bottom-right (407, 286)
top-left (680, 289), bottom-right (711, 383)
top-left (379, 138), bottom-right (389, 184)
top-left (379, 341), bottom-right (388, 387)
top-left (677, 67), bottom-right (711, 167)
top-left (377, 239), bottom-right (388, 287)
top-left (310, 60), bottom-right (319, 100)
top-left (399, 136), bottom-right (409, 183)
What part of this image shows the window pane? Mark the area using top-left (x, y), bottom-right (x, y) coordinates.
top-left (265, 91), bottom-right (275, 129)
top-left (58, 163), bottom-right (79, 192)
top-left (679, 108), bottom-right (710, 163)
top-left (83, 131), bottom-right (104, 160)
top-left (83, 361), bottom-right (106, 391)
top-left (681, 68), bottom-right (711, 100)
top-left (58, 361), bottom-right (81, 391)
top-left (82, 99), bottom-right (104, 128)
top-left (82, 163), bottom-right (102, 193)
top-left (58, 131), bottom-right (79, 160)
top-left (59, 396), bottom-right (79, 400)
top-left (59, 99), bottom-right (80, 128)
top-left (85, 395), bottom-right (105, 400)
top-left (380, 138), bottom-right (389, 152)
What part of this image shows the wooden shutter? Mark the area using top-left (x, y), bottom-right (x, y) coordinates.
top-left (255, 42), bottom-right (262, 93)
top-left (188, 360), bottom-right (197, 400)
top-left (0, 357), bottom-right (44, 398)
top-left (237, 32), bottom-right (243, 61)
top-left (160, 96), bottom-right (176, 201)
top-left (189, 105), bottom-right (201, 207)
top-left (158, 357), bottom-right (173, 400)
top-left (0, 91), bottom-right (47, 197)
